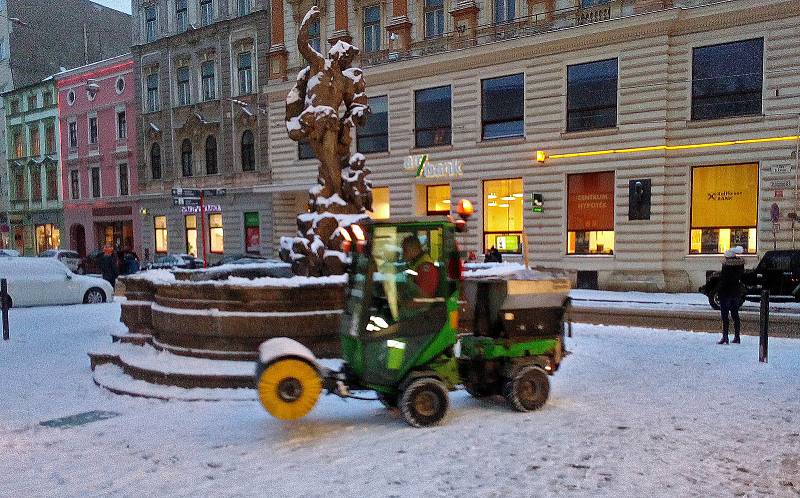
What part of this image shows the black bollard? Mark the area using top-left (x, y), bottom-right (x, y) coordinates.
top-left (759, 289), bottom-right (769, 363)
top-left (1, 278), bottom-right (8, 341)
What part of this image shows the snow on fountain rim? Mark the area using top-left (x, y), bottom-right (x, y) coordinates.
top-left (126, 269), bottom-right (347, 288)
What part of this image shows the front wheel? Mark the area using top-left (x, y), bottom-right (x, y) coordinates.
top-left (83, 288), bottom-right (106, 304)
top-left (707, 288), bottom-right (721, 310)
top-left (399, 378), bottom-right (449, 427)
top-left (504, 366), bottom-right (550, 412)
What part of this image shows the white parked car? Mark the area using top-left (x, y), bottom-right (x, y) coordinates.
top-left (0, 249), bottom-right (19, 257)
top-left (39, 249), bottom-right (82, 272)
top-left (0, 257), bottom-right (114, 308)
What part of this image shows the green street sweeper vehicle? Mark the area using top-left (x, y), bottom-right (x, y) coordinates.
top-left (255, 217), bottom-right (571, 427)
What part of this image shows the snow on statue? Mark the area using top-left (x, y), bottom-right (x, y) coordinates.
top-left (280, 6), bottom-right (373, 276)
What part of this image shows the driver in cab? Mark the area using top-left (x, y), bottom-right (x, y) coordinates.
top-left (401, 236), bottom-right (440, 299)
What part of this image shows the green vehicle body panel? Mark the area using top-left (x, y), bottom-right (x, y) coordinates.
top-left (460, 336), bottom-right (559, 360)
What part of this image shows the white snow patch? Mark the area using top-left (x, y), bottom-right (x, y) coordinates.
top-left (258, 337), bottom-right (317, 366)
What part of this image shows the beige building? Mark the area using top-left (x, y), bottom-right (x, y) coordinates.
top-left (264, 0), bottom-right (800, 292)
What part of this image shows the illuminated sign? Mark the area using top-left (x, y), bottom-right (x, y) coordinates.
top-left (404, 154), bottom-right (463, 178)
top-left (181, 204), bottom-right (222, 215)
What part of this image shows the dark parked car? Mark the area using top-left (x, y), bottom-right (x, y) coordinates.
top-left (146, 253), bottom-right (198, 270)
top-left (76, 250), bottom-right (103, 275)
top-left (700, 250), bottom-right (800, 309)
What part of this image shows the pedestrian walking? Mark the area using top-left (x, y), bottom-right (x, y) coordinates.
top-left (99, 245), bottom-right (119, 288)
top-left (717, 245), bottom-right (745, 345)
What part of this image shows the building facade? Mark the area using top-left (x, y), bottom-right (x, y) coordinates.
top-left (131, 0), bottom-right (275, 265)
top-left (2, 80), bottom-right (61, 255)
top-left (56, 55), bottom-right (142, 258)
top-left (263, 0), bottom-right (800, 292)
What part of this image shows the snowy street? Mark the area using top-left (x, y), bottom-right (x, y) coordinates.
top-left (1, 302), bottom-right (799, 497)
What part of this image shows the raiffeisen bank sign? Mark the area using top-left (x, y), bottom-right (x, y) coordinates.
top-left (404, 154), bottom-right (464, 178)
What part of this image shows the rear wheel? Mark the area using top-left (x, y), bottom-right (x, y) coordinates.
top-left (504, 366), bottom-right (550, 412)
top-left (83, 288), bottom-right (106, 304)
top-left (257, 358), bottom-right (321, 420)
top-left (708, 288), bottom-right (721, 310)
top-left (399, 378), bottom-right (449, 427)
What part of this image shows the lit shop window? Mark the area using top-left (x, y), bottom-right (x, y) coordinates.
top-left (426, 184), bottom-right (450, 216)
top-left (154, 216), bottom-right (168, 253)
top-left (35, 224), bottom-right (60, 252)
top-left (689, 163), bottom-right (758, 254)
top-left (185, 215), bottom-right (198, 257)
top-left (567, 171), bottom-right (615, 255)
top-left (209, 213), bottom-right (224, 254)
top-left (369, 187), bottom-right (390, 220)
top-left (484, 178), bottom-right (523, 254)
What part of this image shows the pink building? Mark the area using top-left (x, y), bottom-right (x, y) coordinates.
top-left (56, 55), bottom-right (142, 258)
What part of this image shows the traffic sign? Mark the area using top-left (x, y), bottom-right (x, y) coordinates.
top-left (173, 197), bottom-right (201, 207)
top-left (171, 187), bottom-right (202, 198)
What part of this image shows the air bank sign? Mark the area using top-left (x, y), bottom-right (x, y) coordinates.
top-left (404, 154), bottom-right (463, 178)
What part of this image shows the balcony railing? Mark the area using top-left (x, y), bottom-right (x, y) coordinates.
top-left (359, 1), bottom-right (631, 68)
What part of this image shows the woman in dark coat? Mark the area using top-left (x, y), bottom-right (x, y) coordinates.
top-left (717, 246), bottom-right (745, 344)
top-left (99, 246), bottom-right (119, 287)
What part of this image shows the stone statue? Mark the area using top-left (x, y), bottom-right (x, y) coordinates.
top-left (280, 6), bottom-right (373, 276)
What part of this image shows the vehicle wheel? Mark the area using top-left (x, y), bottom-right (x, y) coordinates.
top-left (377, 392), bottom-right (398, 409)
top-left (399, 377), bottom-right (449, 427)
top-left (707, 288), bottom-right (721, 310)
top-left (256, 358), bottom-right (321, 420)
top-left (504, 366), bottom-right (550, 412)
top-left (83, 288), bottom-right (106, 304)
top-left (464, 381), bottom-right (494, 398)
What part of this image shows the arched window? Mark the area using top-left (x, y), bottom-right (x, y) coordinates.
top-left (181, 139), bottom-right (193, 177)
top-left (241, 130), bottom-right (255, 171)
top-left (150, 143), bottom-right (162, 179)
top-left (205, 135), bottom-right (218, 174)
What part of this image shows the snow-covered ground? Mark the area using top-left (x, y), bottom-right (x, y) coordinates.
top-left (1, 303), bottom-right (799, 497)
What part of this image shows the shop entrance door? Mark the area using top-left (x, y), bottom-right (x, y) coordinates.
top-left (94, 221), bottom-right (133, 251)
top-left (70, 224), bottom-right (87, 257)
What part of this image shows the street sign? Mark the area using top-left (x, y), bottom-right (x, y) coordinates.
top-left (203, 188), bottom-right (226, 196)
top-left (771, 164), bottom-right (794, 174)
top-left (173, 197), bottom-right (201, 207)
top-left (171, 188), bottom-right (202, 197)
top-left (530, 193), bottom-right (543, 213)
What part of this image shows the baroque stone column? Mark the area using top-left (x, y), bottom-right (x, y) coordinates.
top-left (386, 0), bottom-right (412, 53)
top-left (268, 0), bottom-right (289, 80)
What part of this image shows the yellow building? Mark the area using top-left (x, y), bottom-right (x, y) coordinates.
top-left (264, 0), bottom-right (800, 291)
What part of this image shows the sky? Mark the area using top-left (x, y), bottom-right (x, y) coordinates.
top-left (93, 0), bottom-right (131, 14)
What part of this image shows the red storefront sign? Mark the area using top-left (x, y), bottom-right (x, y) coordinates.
top-left (567, 171), bottom-right (615, 231)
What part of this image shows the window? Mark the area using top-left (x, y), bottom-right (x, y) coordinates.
top-left (481, 73), bottom-right (524, 140)
top-left (241, 130), bottom-right (255, 171)
top-left (28, 95), bottom-right (37, 110)
top-left (308, 19), bottom-right (321, 52)
top-left (363, 5), bottom-right (381, 53)
top-left (357, 95), bottom-right (388, 153)
top-left (145, 5), bottom-right (158, 42)
top-left (484, 178), bottom-right (523, 254)
top-left (154, 216), bottom-right (168, 253)
top-left (200, 0), bottom-right (213, 26)
top-left (46, 167), bottom-right (58, 201)
top-left (150, 143), bottom-right (162, 179)
top-left (415, 86), bottom-right (451, 148)
top-left (35, 224), bottom-right (60, 253)
top-left (13, 170), bottom-right (25, 200)
top-left (208, 213), bottom-right (223, 254)
top-left (176, 0), bottom-right (188, 32)
top-left (30, 168), bottom-right (41, 201)
top-left (13, 130), bottom-right (23, 158)
top-left (690, 164), bottom-right (758, 254)
top-left (237, 52), bottom-right (253, 95)
top-left (201, 61), bottom-right (216, 101)
top-left (567, 58), bottom-right (618, 132)
top-left (9, 99), bottom-right (18, 114)
top-left (567, 171), bottom-right (615, 255)
top-left (176, 66), bottom-right (190, 106)
top-left (494, 0), bottom-right (515, 23)
top-left (66, 91), bottom-right (76, 106)
top-left (88, 116), bottom-right (98, 145)
top-left (30, 127), bottom-right (40, 156)
top-left (91, 167), bottom-right (101, 198)
top-left (146, 72), bottom-right (159, 112)
top-left (426, 184), bottom-right (451, 216)
top-left (117, 110), bottom-right (127, 140)
top-left (118, 163), bottom-right (129, 196)
top-left (185, 215), bottom-right (198, 257)
top-left (205, 135), bottom-right (218, 174)
top-left (68, 121), bottom-right (78, 148)
top-left (368, 187), bottom-right (390, 219)
top-left (298, 139), bottom-right (315, 160)
top-left (237, 0), bottom-right (251, 16)
top-left (43, 92), bottom-right (52, 107)
top-left (45, 124), bottom-right (55, 154)
top-left (244, 212), bottom-right (260, 254)
top-left (692, 38), bottom-right (763, 121)
top-left (70, 170), bottom-right (80, 200)
top-left (116, 77), bottom-right (125, 94)
top-left (424, 0), bottom-right (444, 38)
top-left (181, 139), bottom-right (193, 176)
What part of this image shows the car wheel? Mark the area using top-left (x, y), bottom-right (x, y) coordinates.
top-left (504, 366), bottom-right (550, 412)
top-left (707, 288), bottom-right (721, 310)
top-left (83, 288), bottom-right (106, 304)
top-left (399, 377), bottom-right (449, 427)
